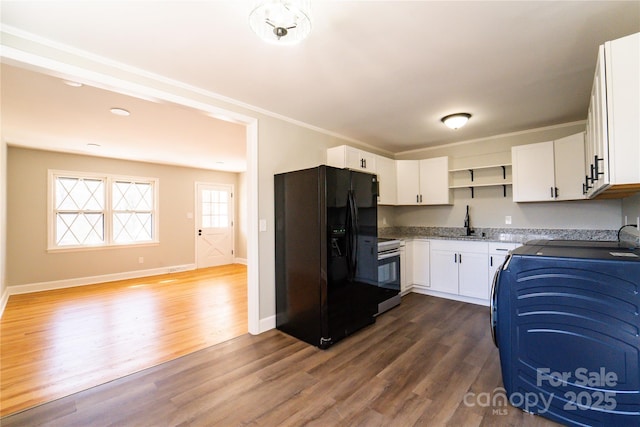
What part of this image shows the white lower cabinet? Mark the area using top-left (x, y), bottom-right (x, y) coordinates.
top-left (411, 239), bottom-right (430, 289)
top-left (488, 242), bottom-right (520, 297)
top-left (400, 241), bottom-right (410, 293)
top-left (430, 240), bottom-right (489, 300)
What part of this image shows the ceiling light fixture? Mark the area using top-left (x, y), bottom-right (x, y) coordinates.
top-left (249, 0), bottom-right (312, 45)
top-left (110, 107), bottom-right (130, 117)
top-left (441, 113), bottom-right (471, 130)
top-left (63, 80), bottom-right (83, 87)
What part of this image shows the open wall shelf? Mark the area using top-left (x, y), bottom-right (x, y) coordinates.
top-left (449, 164), bottom-right (512, 198)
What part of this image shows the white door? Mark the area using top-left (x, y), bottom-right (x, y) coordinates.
top-left (196, 183), bottom-right (234, 268)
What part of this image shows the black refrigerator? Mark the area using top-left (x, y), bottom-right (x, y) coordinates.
top-left (275, 165), bottom-right (379, 349)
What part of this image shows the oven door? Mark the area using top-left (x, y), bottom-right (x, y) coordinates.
top-left (378, 252), bottom-right (400, 292)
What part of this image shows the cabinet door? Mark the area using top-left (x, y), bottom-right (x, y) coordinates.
top-left (420, 157), bottom-right (451, 205)
top-left (345, 146), bottom-right (365, 171)
top-left (588, 46), bottom-right (609, 196)
top-left (458, 251), bottom-right (489, 299)
top-left (512, 141), bottom-right (555, 202)
top-left (606, 32), bottom-right (639, 186)
top-left (360, 151), bottom-right (377, 173)
top-left (376, 155), bottom-right (397, 205)
top-left (403, 241), bottom-right (413, 289)
top-left (400, 244), bottom-right (408, 293)
top-left (429, 249), bottom-right (458, 294)
top-left (412, 240), bottom-right (430, 287)
top-left (488, 253), bottom-right (508, 298)
top-left (396, 160), bottom-right (421, 205)
top-left (554, 133), bottom-right (586, 200)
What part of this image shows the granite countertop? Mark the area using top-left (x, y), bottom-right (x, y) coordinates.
top-left (379, 226), bottom-right (619, 244)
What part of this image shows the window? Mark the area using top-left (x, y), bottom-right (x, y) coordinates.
top-left (49, 171), bottom-right (158, 250)
top-left (201, 188), bottom-right (229, 228)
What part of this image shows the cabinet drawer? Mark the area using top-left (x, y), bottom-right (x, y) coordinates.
top-left (489, 242), bottom-right (519, 254)
top-left (430, 239), bottom-right (488, 254)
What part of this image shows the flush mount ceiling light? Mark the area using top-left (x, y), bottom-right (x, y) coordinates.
top-left (249, 0), bottom-right (312, 45)
top-left (110, 107), bottom-right (130, 117)
top-left (63, 80), bottom-right (83, 87)
top-left (441, 113), bottom-right (471, 130)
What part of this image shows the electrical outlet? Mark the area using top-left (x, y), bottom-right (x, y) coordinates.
top-left (505, 216), bottom-right (512, 225)
top-left (138, 257), bottom-right (144, 264)
top-left (259, 219), bottom-right (267, 232)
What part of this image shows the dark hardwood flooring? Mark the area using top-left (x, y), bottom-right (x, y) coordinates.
top-left (1, 293), bottom-right (560, 426)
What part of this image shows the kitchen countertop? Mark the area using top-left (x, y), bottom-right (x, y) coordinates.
top-left (379, 226), bottom-right (619, 244)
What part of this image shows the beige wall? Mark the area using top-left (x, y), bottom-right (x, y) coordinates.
top-left (236, 171), bottom-right (248, 261)
top-left (1, 142), bottom-right (7, 301)
top-left (622, 193), bottom-right (640, 230)
top-left (6, 147), bottom-right (242, 286)
top-left (387, 123), bottom-right (623, 230)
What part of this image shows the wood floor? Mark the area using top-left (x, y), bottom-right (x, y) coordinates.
top-left (0, 264), bottom-right (248, 417)
top-left (2, 293), bottom-right (560, 426)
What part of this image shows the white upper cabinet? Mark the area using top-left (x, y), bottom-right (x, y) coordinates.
top-left (327, 145), bottom-right (377, 173)
top-left (396, 157), bottom-right (451, 205)
top-left (396, 160), bottom-right (421, 205)
top-left (554, 133), bottom-right (587, 200)
top-left (512, 141), bottom-right (556, 202)
top-left (512, 132), bottom-right (586, 202)
top-left (420, 157), bottom-right (451, 205)
top-left (376, 155), bottom-right (397, 205)
top-left (585, 32), bottom-right (640, 198)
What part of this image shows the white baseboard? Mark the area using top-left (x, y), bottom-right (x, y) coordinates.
top-left (0, 287), bottom-right (9, 318)
top-left (411, 286), bottom-right (489, 307)
top-left (234, 257), bottom-right (248, 265)
top-left (6, 264), bottom-right (197, 296)
top-left (259, 314), bottom-right (276, 333)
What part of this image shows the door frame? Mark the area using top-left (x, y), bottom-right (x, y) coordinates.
top-left (194, 182), bottom-right (235, 268)
top-left (2, 42), bottom-right (261, 335)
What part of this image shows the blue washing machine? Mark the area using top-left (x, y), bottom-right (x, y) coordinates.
top-left (491, 240), bottom-right (640, 426)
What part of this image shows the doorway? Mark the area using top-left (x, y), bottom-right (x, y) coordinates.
top-left (196, 182), bottom-right (235, 268)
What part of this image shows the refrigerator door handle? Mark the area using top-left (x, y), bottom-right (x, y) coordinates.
top-left (345, 190), bottom-right (358, 281)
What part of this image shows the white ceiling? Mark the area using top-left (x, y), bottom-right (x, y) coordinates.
top-left (1, 1), bottom-right (639, 170)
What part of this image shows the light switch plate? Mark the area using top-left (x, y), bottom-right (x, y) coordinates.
top-left (505, 216), bottom-right (512, 225)
top-left (259, 219), bottom-right (267, 232)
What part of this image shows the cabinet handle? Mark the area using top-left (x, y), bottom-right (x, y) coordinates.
top-left (594, 155), bottom-right (604, 178)
top-left (589, 164), bottom-right (596, 183)
top-left (454, 254), bottom-right (457, 263)
top-left (550, 187), bottom-right (554, 198)
top-left (583, 175), bottom-right (592, 194)
top-left (490, 256), bottom-right (493, 267)
top-left (420, 194), bottom-right (423, 203)
top-left (416, 194), bottom-right (419, 203)
top-left (459, 253), bottom-right (462, 263)
top-left (363, 159), bottom-right (367, 169)
top-left (554, 187), bottom-right (559, 198)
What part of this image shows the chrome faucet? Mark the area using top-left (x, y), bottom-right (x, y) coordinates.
top-left (464, 205), bottom-right (474, 236)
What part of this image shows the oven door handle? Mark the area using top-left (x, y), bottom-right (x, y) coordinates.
top-left (378, 251), bottom-right (400, 260)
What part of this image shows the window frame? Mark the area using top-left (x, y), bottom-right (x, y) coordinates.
top-left (48, 170), bottom-right (159, 252)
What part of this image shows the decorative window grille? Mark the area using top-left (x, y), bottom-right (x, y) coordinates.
top-left (50, 171), bottom-right (158, 249)
top-left (201, 189), bottom-right (229, 228)
top-left (55, 177), bottom-right (105, 246)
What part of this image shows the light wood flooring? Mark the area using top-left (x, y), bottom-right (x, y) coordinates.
top-left (2, 292), bottom-right (560, 426)
top-left (0, 264), bottom-right (248, 417)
